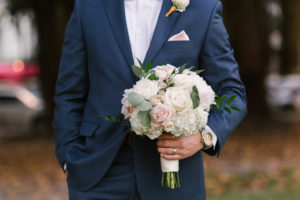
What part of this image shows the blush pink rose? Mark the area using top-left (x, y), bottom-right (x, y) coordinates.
top-left (121, 88), bottom-right (134, 119)
top-left (150, 121), bottom-right (162, 130)
top-left (151, 104), bottom-right (174, 123)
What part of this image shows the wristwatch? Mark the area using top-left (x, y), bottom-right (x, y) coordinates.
top-left (201, 128), bottom-right (213, 149)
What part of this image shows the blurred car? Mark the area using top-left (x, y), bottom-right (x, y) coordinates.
top-left (266, 74), bottom-right (300, 121)
top-left (0, 60), bottom-right (44, 138)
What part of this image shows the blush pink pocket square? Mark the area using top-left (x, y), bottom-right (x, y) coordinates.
top-left (168, 30), bottom-right (190, 41)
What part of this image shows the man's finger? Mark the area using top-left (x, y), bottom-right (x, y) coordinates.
top-left (161, 154), bottom-right (185, 160)
top-left (158, 133), bottom-right (177, 140)
top-left (157, 147), bottom-right (184, 155)
top-left (157, 140), bottom-right (182, 148)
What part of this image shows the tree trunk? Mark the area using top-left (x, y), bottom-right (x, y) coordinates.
top-left (222, 0), bottom-right (270, 117)
top-left (279, 0), bottom-right (300, 74)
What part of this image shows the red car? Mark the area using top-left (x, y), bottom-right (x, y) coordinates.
top-left (0, 60), bottom-right (44, 138)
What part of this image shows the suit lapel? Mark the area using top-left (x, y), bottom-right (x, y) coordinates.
top-left (104, 0), bottom-right (134, 69)
top-left (143, 0), bottom-right (180, 65)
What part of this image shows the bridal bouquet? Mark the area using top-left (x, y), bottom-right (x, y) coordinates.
top-left (107, 60), bottom-right (240, 189)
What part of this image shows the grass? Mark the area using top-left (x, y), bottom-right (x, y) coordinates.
top-left (209, 186), bottom-right (300, 200)
top-left (206, 168), bottom-right (300, 200)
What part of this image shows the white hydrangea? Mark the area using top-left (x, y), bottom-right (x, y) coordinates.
top-left (129, 109), bottom-right (163, 140)
top-left (190, 74), bottom-right (215, 111)
top-left (171, 106), bottom-right (208, 137)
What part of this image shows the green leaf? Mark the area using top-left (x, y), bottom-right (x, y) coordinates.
top-left (105, 115), bottom-right (120, 122)
top-left (171, 69), bottom-right (176, 75)
top-left (132, 65), bottom-right (144, 78)
top-left (136, 100), bottom-right (152, 111)
top-left (128, 92), bottom-right (144, 106)
top-left (137, 58), bottom-right (143, 68)
top-left (138, 111), bottom-right (151, 126)
top-left (216, 94), bottom-right (227, 105)
top-left (192, 85), bottom-right (198, 94)
top-left (145, 60), bottom-right (151, 73)
top-left (148, 73), bottom-right (159, 80)
top-left (188, 66), bottom-right (195, 71)
top-left (158, 62), bottom-right (165, 66)
top-left (224, 106), bottom-right (232, 114)
top-left (226, 95), bottom-right (237, 106)
top-left (191, 86), bottom-right (200, 109)
top-left (215, 94), bottom-right (227, 112)
top-left (231, 106), bottom-right (242, 112)
top-left (195, 69), bottom-right (205, 75)
top-left (168, 83), bottom-right (174, 87)
top-left (178, 64), bottom-right (187, 74)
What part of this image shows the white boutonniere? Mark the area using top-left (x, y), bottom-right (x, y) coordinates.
top-left (165, 0), bottom-right (190, 17)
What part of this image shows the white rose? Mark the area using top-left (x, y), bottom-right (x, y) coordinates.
top-left (172, 74), bottom-right (193, 91)
top-left (133, 78), bottom-right (160, 100)
top-left (165, 87), bottom-right (192, 113)
top-left (172, 0), bottom-right (190, 12)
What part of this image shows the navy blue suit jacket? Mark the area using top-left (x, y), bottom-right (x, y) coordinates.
top-left (53, 0), bottom-right (247, 199)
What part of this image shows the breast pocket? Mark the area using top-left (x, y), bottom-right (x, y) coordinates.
top-left (163, 40), bottom-right (197, 49)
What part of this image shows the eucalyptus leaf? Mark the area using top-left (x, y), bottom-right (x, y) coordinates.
top-left (138, 111), bottom-right (151, 126)
top-left (137, 100), bottom-right (152, 111)
top-left (128, 92), bottom-right (144, 106)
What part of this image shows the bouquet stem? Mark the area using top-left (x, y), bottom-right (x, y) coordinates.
top-left (161, 172), bottom-right (180, 189)
top-left (160, 157), bottom-right (180, 189)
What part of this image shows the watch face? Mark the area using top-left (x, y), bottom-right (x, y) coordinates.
top-left (203, 132), bottom-right (212, 145)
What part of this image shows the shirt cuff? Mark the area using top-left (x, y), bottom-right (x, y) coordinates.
top-left (63, 163), bottom-right (67, 172)
top-left (204, 125), bottom-right (217, 150)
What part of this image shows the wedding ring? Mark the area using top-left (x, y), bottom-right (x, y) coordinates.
top-left (172, 148), bottom-right (177, 155)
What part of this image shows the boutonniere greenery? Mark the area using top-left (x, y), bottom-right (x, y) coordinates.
top-left (165, 0), bottom-right (190, 17)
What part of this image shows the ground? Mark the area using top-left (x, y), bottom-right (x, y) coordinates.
top-left (0, 119), bottom-right (299, 200)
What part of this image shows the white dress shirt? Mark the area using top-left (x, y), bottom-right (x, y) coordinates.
top-left (124, 0), bottom-right (163, 66)
top-left (124, 0), bottom-right (217, 150)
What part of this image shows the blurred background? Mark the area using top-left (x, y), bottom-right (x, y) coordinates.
top-left (0, 0), bottom-right (299, 199)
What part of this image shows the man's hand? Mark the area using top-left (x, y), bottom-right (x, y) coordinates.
top-left (157, 132), bottom-right (203, 160)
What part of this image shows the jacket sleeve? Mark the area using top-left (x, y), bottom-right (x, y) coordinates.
top-left (53, 0), bottom-right (88, 169)
top-left (199, 1), bottom-right (247, 156)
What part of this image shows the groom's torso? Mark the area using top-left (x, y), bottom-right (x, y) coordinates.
top-left (66, 0), bottom-right (218, 199)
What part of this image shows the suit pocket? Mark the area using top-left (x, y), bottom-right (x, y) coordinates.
top-left (164, 40), bottom-right (196, 49)
top-left (79, 122), bottom-right (99, 137)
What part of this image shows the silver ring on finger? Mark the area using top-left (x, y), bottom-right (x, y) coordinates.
top-left (172, 148), bottom-right (177, 155)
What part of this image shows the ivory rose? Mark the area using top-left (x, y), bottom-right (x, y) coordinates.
top-left (165, 87), bottom-right (192, 113)
top-left (133, 78), bottom-right (159, 100)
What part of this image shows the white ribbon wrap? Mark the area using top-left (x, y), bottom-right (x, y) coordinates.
top-left (160, 157), bottom-right (179, 172)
